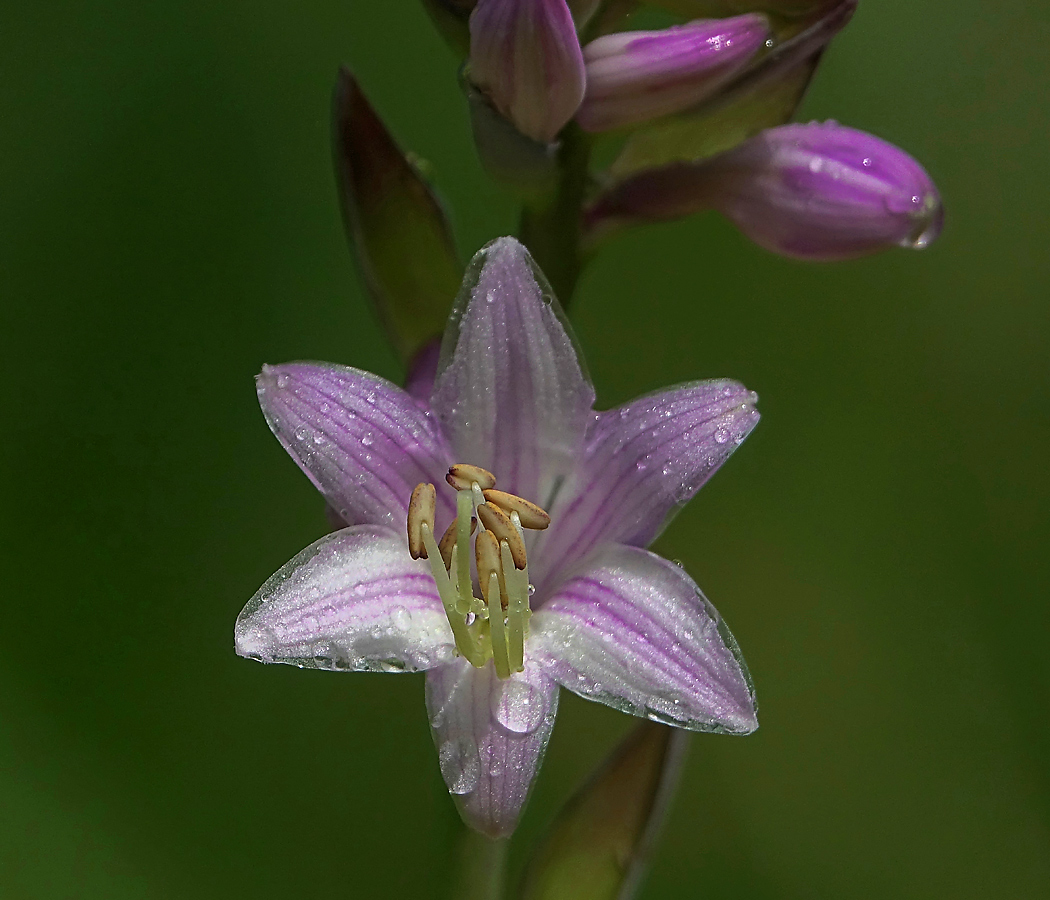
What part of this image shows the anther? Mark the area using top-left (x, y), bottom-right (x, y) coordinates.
top-left (482, 489), bottom-right (551, 530)
top-left (446, 463), bottom-right (496, 492)
top-left (475, 529), bottom-right (506, 609)
top-left (407, 483), bottom-right (436, 559)
top-left (477, 502), bottom-right (527, 570)
top-left (438, 515), bottom-right (476, 571)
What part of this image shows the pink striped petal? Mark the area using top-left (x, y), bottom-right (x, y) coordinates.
top-left (235, 526), bottom-right (455, 673)
top-left (426, 656), bottom-right (560, 837)
top-left (531, 379), bottom-right (758, 589)
top-left (430, 238), bottom-right (595, 509)
top-left (257, 362), bottom-right (456, 531)
top-left (531, 544), bottom-right (757, 734)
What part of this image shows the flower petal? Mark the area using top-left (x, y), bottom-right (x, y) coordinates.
top-left (426, 656), bottom-right (560, 837)
top-left (532, 380), bottom-right (758, 589)
top-left (235, 525), bottom-right (455, 673)
top-left (530, 544), bottom-right (757, 734)
top-left (430, 237), bottom-right (595, 508)
top-left (257, 362), bottom-right (455, 530)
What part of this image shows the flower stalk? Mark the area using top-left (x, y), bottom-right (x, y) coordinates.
top-left (517, 124), bottom-right (591, 304)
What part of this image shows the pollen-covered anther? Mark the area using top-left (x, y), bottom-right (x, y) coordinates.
top-left (407, 482), bottom-right (436, 559)
top-left (475, 529), bottom-right (506, 609)
top-left (438, 515), bottom-right (476, 571)
top-left (446, 463), bottom-right (496, 492)
top-left (482, 489), bottom-right (551, 530)
top-left (477, 502), bottom-right (527, 570)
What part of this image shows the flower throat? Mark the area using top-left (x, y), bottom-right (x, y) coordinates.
top-left (407, 464), bottom-right (550, 680)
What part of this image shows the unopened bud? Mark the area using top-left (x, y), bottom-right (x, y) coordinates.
top-left (589, 122), bottom-right (943, 261)
top-left (446, 463), bottom-right (497, 491)
top-left (577, 15), bottom-right (769, 133)
top-left (469, 0), bottom-right (586, 143)
top-left (407, 483), bottom-right (437, 559)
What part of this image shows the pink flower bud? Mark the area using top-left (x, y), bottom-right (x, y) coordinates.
top-left (577, 15), bottom-right (770, 133)
top-left (589, 122), bottom-right (943, 261)
top-left (469, 0), bottom-right (586, 143)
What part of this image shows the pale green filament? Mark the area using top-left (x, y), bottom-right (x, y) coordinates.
top-left (421, 523), bottom-right (487, 668)
top-left (500, 541), bottom-right (528, 673)
top-left (486, 573), bottom-right (512, 680)
top-left (455, 489), bottom-right (473, 615)
top-left (421, 481), bottom-right (536, 678)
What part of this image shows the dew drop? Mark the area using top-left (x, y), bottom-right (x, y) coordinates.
top-left (714, 426), bottom-right (730, 444)
top-left (391, 606), bottom-right (412, 633)
top-left (361, 434), bottom-right (374, 448)
top-left (491, 679), bottom-right (544, 734)
top-left (276, 374), bottom-right (288, 389)
top-left (439, 740), bottom-right (480, 795)
top-left (294, 427), bottom-right (308, 441)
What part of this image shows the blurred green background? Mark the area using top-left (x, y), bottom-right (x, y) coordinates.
top-left (2, 1), bottom-right (1047, 896)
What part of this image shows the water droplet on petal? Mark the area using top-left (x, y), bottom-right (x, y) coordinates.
top-left (391, 606), bottom-right (412, 632)
top-left (361, 434), bottom-right (374, 448)
top-left (439, 739), bottom-right (480, 795)
top-left (491, 679), bottom-right (544, 734)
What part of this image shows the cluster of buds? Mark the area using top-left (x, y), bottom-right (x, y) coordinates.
top-left (407, 464), bottom-right (551, 680)
top-left (434, 0), bottom-right (943, 261)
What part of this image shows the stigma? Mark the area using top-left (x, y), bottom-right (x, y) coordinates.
top-left (407, 465), bottom-right (550, 679)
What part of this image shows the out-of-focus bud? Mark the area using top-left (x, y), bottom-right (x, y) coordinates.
top-left (649, 0), bottom-right (828, 17)
top-left (577, 15), bottom-right (769, 133)
top-left (332, 70), bottom-right (463, 360)
top-left (588, 122), bottom-right (944, 261)
top-left (469, 0), bottom-right (586, 143)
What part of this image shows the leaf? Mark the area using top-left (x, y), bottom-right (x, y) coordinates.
top-left (519, 722), bottom-right (689, 900)
top-left (332, 69), bottom-right (463, 362)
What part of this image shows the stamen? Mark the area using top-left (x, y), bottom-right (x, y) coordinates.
top-left (446, 463), bottom-right (496, 492)
top-left (438, 515), bottom-right (476, 572)
top-left (420, 523), bottom-right (484, 667)
top-left (407, 483), bottom-right (436, 559)
top-left (407, 466), bottom-right (548, 680)
top-left (486, 572), bottom-right (511, 680)
top-left (500, 540), bottom-right (528, 673)
top-left (455, 490), bottom-right (474, 612)
top-left (477, 502), bottom-right (527, 569)
top-left (475, 530), bottom-right (505, 608)
top-left (483, 489), bottom-right (551, 530)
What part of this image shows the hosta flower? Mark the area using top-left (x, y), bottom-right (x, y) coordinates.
top-left (235, 237), bottom-right (759, 837)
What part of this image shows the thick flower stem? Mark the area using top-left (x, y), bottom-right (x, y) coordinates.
top-left (451, 826), bottom-right (509, 900)
top-left (518, 125), bottom-right (591, 305)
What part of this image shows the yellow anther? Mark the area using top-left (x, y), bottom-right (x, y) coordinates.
top-left (407, 483), bottom-right (436, 559)
top-left (482, 489), bottom-right (551, 530)
top-left (477, 502), bottom-right (527, 570)
top-left (475, 529), bottom-right (506, 609)
top-left (446, 463), bottom-right (496, 492)
top-left (438, 516), bottom-right (476, 572)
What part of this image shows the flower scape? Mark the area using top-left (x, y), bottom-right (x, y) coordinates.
top-left (235, 237), bottom-right (760, 837)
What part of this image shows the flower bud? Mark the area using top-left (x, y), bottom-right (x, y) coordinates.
top-left (469, 0), bottom-right (586, 143)
top-left (577, 15), bottom-right (769, 133)
top-left (588, 122), bottom-right (943, 261)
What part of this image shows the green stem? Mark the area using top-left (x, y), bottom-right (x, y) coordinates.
top-left (518, 125), bottom-right (591, 305)
top-left (452, 826), bottom-right (509, 900)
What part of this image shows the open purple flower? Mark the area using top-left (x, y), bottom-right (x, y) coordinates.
top-left (235, 237), bottom-right (759, 837)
